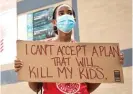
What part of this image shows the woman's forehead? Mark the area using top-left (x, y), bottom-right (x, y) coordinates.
top-left (57, 4), bottom-right (72, 12)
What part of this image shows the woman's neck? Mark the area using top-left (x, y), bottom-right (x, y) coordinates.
top-left (57, 35), bottom-right (71, 42)
top-left (56, 30), bottom-right (72, 42)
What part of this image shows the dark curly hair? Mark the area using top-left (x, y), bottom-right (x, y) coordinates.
top-left (52, 4), bottom-right (76, 35)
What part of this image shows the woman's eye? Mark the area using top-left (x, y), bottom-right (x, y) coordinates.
top-left (68, 12), bottom-right (72, 15)
top-left (59, 12), bottom-right (64, 15)
top-left (70, 13), bottom-right (72, 15)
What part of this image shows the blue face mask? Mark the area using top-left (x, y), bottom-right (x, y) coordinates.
top-left (57, 14), bottom-right (76, 33)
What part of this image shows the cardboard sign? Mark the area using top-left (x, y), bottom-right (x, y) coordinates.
top-left (17, 40), bottom-right (124, 83)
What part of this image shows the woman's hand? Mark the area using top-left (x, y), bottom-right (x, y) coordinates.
top-left (14, 59), bottom-right (23, 72)
top-left (120, 52), bottom-right (124, 65)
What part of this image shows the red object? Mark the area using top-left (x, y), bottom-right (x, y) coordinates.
top-left (43, 83), bottom-right (90, 94)
top-left (0, 39), bottom-right (4, 52)
top-left (42, 39), bottom-right (90, 94)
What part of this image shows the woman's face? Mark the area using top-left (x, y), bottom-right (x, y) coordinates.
top-left (56, 4), bottom-right (74, 18)
top-left (54, 4), bottom-right (75, 36)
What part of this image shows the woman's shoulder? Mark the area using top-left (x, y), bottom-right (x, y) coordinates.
top-left (71, 39), bottom-right (77, 43)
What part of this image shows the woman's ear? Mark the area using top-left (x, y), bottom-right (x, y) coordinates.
top-left (52, 20), bottom-right (56, 26)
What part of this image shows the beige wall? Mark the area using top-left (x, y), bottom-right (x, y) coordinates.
top-left (0, 0), bottom-right (16, 12)
top-left (77, 0), bottom-right (132, 50)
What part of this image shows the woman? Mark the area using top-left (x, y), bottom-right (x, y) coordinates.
top-left (14, 4), bottom-right (124, 94)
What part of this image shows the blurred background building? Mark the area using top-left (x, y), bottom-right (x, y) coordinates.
top-left (0, 0), bottom-right (132, 94)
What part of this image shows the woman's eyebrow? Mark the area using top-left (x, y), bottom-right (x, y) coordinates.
top-left (59, 10), bottom-right (64, 13)
top-left (68, 10), bottom-right (72, 12)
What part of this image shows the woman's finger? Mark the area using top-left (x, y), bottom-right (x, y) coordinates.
top-left (120, 60), bottom-right (124, 64)
top-left (120, 52), bottom-right (124, 57)
top-left (14, 62), bottom-right (23, 65)
top-left (14, 64), bottom-right (23, 68)
top-left (120, 52), bottom-right (124, 60)
top-left (120, 55), bottom-right (124, 60)
top-left (15, 59), bottom-right (22, 63)
top-left (15, 60), bottom-right (23, 65)
top-left (15, 67), bottom-right (21, 72)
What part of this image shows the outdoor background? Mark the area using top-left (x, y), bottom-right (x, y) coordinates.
top-left (0, 0), bottom-right (132, 94)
